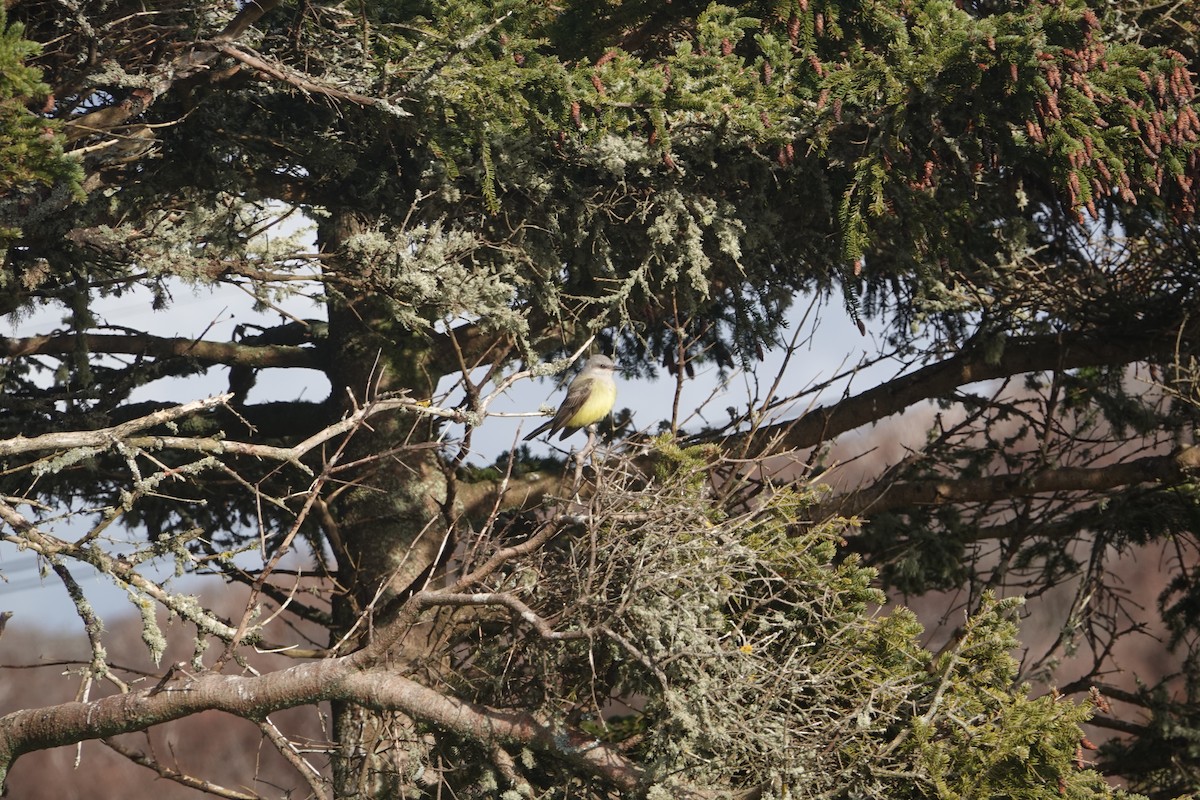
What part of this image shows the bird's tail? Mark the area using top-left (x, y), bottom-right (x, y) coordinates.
top-left (523, 420), bottom-right (553, 441)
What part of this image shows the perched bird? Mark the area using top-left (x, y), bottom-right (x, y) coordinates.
top-left (524, 354), bottom-right (618, 441)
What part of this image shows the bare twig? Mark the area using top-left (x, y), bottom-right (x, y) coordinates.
top-left (101, 736), bottom-right (264, 800)
top-left (257, 716), bottom-right (330, 800)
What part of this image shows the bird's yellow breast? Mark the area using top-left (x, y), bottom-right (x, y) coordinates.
top-left (564, 378), bottom-right (617, 428)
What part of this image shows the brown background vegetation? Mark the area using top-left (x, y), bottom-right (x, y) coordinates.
top-left (0, 588), bottom-right (326, 798)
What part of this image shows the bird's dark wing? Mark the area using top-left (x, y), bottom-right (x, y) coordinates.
top-left (522, 376), bottom-right (596, 441)
top-left (553, 376), bottom-right (596, 440)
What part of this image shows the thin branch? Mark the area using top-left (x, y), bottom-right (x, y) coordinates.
top-left (50, 562), bottom-right (127, 692)
top-left (0, 394), bottom-right (464, 469)
top-left (257, 717), bottom-right (329, 800)
top-left (398, 11), bottom-right (516, 96)
top-left (62, 2), bottom-right (279, 143)
top-left (0, 395), bottom-right (231, 457)
top-left (420, 591), bottom-right (588, 641)
top-left (1083, 715), bottom-right (1148, 737)
top-left (219, 44), bottom-right (408, 114)
top-left (0, 499), bottom-right (251, 645)
top-left (101, 737), bottom-right (264, 800)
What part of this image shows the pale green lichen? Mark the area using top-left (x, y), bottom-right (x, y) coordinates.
top-left (131, 590), bottom-right (167, 666)
top-left (343, 222), bottom-right (525, 335)
top-left (191, 633), bottom-right (209, 671)
top-left (30, 446), bottom-right (102, 476)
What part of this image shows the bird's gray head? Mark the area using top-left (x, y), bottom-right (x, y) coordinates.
top-left (587, 354), bottom-right (616, 372)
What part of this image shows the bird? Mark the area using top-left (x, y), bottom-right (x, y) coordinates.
top-left (523, 354), bottom-right (618, 441)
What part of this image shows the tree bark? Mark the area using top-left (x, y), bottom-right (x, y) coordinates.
top-left (0, 659), bottom-right (645, 795)
top-left (319, 210), bottom-right (451, 798)
top-left (818, 444), bottom-right (1200, 519)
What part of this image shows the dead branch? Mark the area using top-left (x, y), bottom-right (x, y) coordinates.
top-left (101, 736), bottom-right (263, 800)
top-left (219, 44), bottom-right (405, 113)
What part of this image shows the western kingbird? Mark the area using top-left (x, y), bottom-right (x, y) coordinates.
top-left (524, 354), bottom-right (618, 441)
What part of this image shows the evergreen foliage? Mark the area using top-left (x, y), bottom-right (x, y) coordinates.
top-left (440, 466), bottom-right (1128, 799)
top-left (0, 9), bottom-right (80, 247)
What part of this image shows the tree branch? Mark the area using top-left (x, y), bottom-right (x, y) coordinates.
top-left (0, 394), bottom-right (231, 457)
top-left (0, 659), bottom-right (650, 796)
top-left (0, 499), bottom-right (253, 645)
top-left (61, 2), bottom-right (281, 144)
top-left (219, 44), bottom-right (407, 114)
top-left (101, 736), bottom-right (263, 800)
top-left (0, 332), bottom-right (321, 370)
top-left (818, 445), bottom-right (1200, 519)
top-left (726, 326), bottom-right (1192, 457)
top-left (214, 0), bottom-right (283, 42)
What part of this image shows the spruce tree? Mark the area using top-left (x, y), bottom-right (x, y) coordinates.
top-left (0, 0), bottom-right (1197, 796)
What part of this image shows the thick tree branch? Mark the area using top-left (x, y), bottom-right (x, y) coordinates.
top-left (726, 326), bottom-right (1191, 457)
top-left (818, 445), bottom-right (1200, 519)
top-left (453, 470), bottom-right (563, 525)
top-left (0, 659), bottom-right (648, 796)
top-left (0, 332), bottom-right (321, 370)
